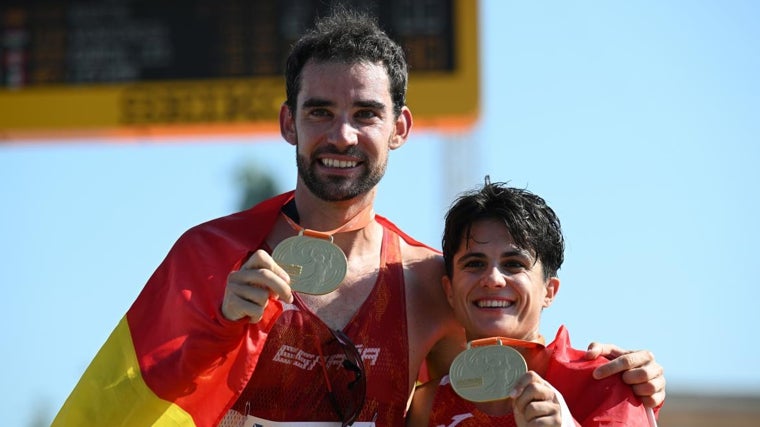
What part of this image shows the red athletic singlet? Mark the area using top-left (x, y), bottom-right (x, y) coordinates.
top-left (428, 326), bottom-right (649, 427)
top-left (225, 224), bottom-right (410, 425)
top-left (429, 374), bottom-right (517, 427)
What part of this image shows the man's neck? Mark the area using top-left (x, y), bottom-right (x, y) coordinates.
top-left (292, 186), bottom-right (377, 232)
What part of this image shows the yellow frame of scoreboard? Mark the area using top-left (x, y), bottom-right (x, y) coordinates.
top-left (0, 0), bottom-right (478, 140)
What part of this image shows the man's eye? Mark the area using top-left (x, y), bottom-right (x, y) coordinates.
top-left (309, 108), bottom-right (331, 117)
top-left (355, 110), bottom-right (378, 119)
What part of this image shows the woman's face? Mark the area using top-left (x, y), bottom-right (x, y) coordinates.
top-left (442, 218), bottom-right (559, 342)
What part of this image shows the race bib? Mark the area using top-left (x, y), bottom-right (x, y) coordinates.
top-left (241, 416), bottom-right (375, 427)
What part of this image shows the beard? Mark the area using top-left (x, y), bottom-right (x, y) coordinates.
top-left (296, 144), bottom-right (388, 202)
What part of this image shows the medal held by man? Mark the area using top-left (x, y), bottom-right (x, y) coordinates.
top-left (272, 230), bottom-right (348, 295)
top-left (272, 203), bottom-right (375, 295)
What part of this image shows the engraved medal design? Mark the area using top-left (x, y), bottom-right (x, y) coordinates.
top-left (449, 342), bottom-right (528, 402)
top-left (271, 232), bottom-right (348, 295)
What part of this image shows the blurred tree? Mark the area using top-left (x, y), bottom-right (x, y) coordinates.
top-left (26, 398), bottom-right (52, 427)
top-left (236, 161), bottom-right (279, 211)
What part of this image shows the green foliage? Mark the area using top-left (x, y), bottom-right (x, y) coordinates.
top-left (237, 161), bottom-right (280, 211)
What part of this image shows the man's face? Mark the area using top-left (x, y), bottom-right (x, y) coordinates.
top-left (282, 60), bottom-right (409, 202)
top-left (442, 218), bottom-right (559, 342)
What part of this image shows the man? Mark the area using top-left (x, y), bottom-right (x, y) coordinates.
top-left (407, 179), bottom-right (657, 426)
top-left (53, 9), bottom-right (664, 427)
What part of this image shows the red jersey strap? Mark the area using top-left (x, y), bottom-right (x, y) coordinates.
top-left (374, 214), bottom-right (440, 252)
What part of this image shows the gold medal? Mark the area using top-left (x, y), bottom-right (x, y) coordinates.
top-left (272, 231), bottom-right (348, 295)
top-left (449, 338), bottom-right (527, 402)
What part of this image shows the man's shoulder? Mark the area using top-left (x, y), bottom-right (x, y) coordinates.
top-left (161, 211), bottom-right (264, 265)
top-left (182, 210), bottom-right (258, 240)
top-left (376, 214), bottom-right (440, 254)
top-left (177, 193), bottom-right (292, 250)
top-left (400, 242), bottom-right (444, 278)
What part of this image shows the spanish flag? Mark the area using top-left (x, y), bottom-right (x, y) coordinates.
top-left (52, 192), bottom-right (294, 427)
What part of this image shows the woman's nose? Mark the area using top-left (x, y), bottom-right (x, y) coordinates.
top-left (480, 266), bottom-right (507, 288)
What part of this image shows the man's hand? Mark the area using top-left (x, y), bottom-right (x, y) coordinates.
top-left (586, 343), bottom-right (666, 408)
top-left (222, 249), bottom-right (293, 323)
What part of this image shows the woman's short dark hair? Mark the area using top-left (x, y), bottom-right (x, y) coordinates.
top-left (442, 177), bottom-right (565, 279)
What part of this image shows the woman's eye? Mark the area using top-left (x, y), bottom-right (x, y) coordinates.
top-left (503, 261), bottom-right (526, 271)
top-left (462, 260), bottom-right (485, 269)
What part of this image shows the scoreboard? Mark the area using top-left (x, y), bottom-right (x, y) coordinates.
top-left (0, 0), bottom-right (478, 139)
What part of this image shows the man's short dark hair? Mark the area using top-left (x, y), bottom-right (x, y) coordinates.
top-left (284, 7), bottom-right (408, 117)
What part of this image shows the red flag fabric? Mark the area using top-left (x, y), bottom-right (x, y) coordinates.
top-left (52, 192), bottom-right (292, 427)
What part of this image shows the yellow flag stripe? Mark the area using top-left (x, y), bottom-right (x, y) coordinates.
top-left (52, 316), bottom-right (196, 426)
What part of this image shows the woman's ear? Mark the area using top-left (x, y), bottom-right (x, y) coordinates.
top-left (442, 275), bottom-right (455, 309)
top-left (543, 277), bottom-right (560, 309)
top-left (280, 103), bottom-right (297, 146)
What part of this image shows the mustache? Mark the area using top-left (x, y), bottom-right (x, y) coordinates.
top-left (312, 145), bottom-right (366, 160)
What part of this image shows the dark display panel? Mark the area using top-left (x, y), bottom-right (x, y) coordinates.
top-left (1, 0), bottom-right (454, 88)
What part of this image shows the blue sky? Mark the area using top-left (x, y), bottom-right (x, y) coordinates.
top-left (2, 1), bottom-right (759, 426)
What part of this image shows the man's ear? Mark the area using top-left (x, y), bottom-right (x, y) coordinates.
top-left (442, 275), bottom-right (455, 309)
top-left (280, 103), bottom-right (297, 146)
top-left (389, 106), bottom-right (413, 150)
top-left (543, 277), bottom-right (560, 309)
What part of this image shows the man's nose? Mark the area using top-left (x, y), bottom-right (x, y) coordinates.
top-left (327, 116), bottom-right (359, 148)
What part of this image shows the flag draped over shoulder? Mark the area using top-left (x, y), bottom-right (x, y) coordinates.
top-left (52, 192), bottom-right (295, 427)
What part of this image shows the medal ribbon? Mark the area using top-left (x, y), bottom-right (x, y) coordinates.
top-left (281, 202), bottom-right (376, 242)
top-left (468, 336), bottom-right (546, 350)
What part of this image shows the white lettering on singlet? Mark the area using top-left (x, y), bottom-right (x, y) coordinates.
top-left (436, 413), bottom-right (474, 427)
top-left (272, 344), bottom-right (380, 370)
top-left (432, 385), bottom-right (578, 427)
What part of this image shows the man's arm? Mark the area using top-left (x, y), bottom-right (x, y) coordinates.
top-left (585, 343), bottom-right (666, 408)
top-left (423, 328), bottom-right (467, 380)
